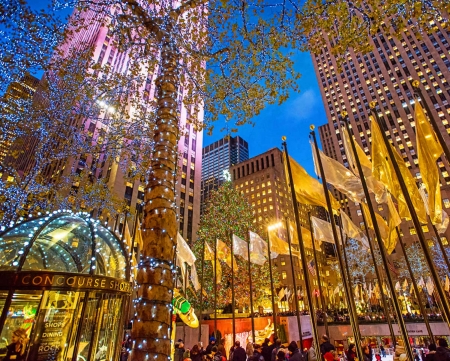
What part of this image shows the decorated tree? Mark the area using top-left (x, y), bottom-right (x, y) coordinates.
top-left (2, 1), bottom-right (300, 360)
top-left (195, 181), bottom-right (280, 311)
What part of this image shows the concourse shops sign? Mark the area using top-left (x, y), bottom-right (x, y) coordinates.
top-left (0, 272), bottom-right (132, 293)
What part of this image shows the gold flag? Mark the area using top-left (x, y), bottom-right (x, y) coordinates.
top-left (340, 211), bottom-right (369, 248)
top-left (268, 232), bottom-right (291, 257)
top-left (289, 221), bottom-right (313, 249)
top-left (361, 203), bottom-right (397, 253)
top-left (311, 216), bottom-right (335, 244)
top-left (371, 117), bottom-right (427, 223)
top-left (415, 100), bottom-right (444, 224)
top-left (341, 126), bottom-right (388, 203)
top-left (217, 239), bottom-right (238, 270)
top-left (204, 241), bottom-right (222, 282)
top-left (286, 154), bottom-right (340, 211)
top-left (311, 143), bottom-right (365, 203)
top-left (445, 276), bottom-right (450, 292)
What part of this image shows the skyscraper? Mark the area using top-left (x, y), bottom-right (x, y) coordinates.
top-left (314, 20), bottom-right (450, 251)
top-left (201, 135), bottom-right (248, 214)
top-left (0, 74), bottom-right (39, 163)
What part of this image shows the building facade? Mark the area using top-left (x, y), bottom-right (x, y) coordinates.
top-left (314, 20), bottom-right (450, 257)
top-left (229, 147), bottom-right (334, 310)
top-left (201, 135), bottom-right (248, 214)
top-left (0, 74), bottom-right (39, 164)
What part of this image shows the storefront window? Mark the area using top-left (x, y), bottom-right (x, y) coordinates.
top-left (27, 290), bottom-right (82, 361)
top-left (0, 291), bottom-right (42, 360)
top-left (76, 292), bottom-right (101, 361)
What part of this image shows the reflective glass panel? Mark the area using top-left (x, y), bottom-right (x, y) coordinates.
top-left (76, 292), bottom-right (100, 361)
top-left (0, 218), bottom-right (44, 270)
top-left (0, 291), bottom-right (42, 360)
top-left (27, 290), bottom-right (82, 361)
top-left (23, 216), bottom-right (93, 273)
top-left (93, 226), bottom-right (126, 279)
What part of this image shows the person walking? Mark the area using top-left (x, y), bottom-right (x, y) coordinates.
top-left (262, 338), bottom-right (272, 361)
top-left (4, 329), bottom-right (28, 361)
top-left (320, 335), bottom-right (335, 358)
top-left (230, 341), bottom-right (247, 361)
top-left (435, 339), bottom-right (450, 361)
top-left (363, 345), bottom-right (371, 361)
top-left (247, 340), bottom-right (255, 359)
top-left (250, 344), bottom-right (266, 361)
top-left (277, 350), bottom-right (287, 361)
top-left (426, 344), bottom-right (437, 361)
top-left (346, 344), bottom-right (357, 361)
top-left (191, 344), bottom-right (203, 361)
top-left (207, 337), bottom-right (217, 355)
top-left (380, 345), bottom-right (386, 358)
top-left (218, 338), bottom-right (227, 360)
top-left (307, 343), bottom-right (318, 361)
top-left (272, 340), bottom-right (283, 361)
top-left (288, 341), bottom-right (303, 361)
top-left (175, 340), bottom-right (186, 361)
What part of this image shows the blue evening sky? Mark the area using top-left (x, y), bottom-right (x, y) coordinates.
top-left (29, 0), bottom-right (327, 175)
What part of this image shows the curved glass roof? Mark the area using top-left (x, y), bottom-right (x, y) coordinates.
top-left (0, 211), bottom-right (129, 279)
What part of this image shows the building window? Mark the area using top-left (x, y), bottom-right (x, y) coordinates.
top-left (378, 205), bottom-right (384, 211)
top-left (444, 199), bottom-right (450, 208)
top-left (442, 237), bottom-right (448, 246)
top-left (282, 272), bottom-right (287, 280)
top-left (409, 227), bottom-right (417, 235)
top-left (356, 209), bottom-right (362, 216)
top-left (280, 258), bottom-right (286, 266)
top-left (422, 225), bottom-right (429, 233)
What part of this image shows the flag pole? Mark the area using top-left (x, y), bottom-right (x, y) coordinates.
top-left (183, 262), bottom-right (188, 341)
top-left (198, 239), bottom-right (205, 342)
top-left (214, 239), bottom-right (218, 338)
top-left (266, 227), bottom-right (277, 339)
top-left (284, 216), bottom-right (304, 347)
top-left (309, 129), bottom-right (364, 361)
top-left (370, 102), bottom-right (450, 325)
top-left (412, 81), bottom-right (450, 162)
top-left (230, 231), bottom-right (236, 344)
top-left (307, 212), bottom-right (329, 337)
top-left (359, 202), bottom-right (396, 344)
top-left (336, 215), bottom-right (363, 345)
top-left (282, 137), bottom-right (320, 351)
top-left (395, 227), bottom-right (433, 339)
top-left (342, 112), bottom-right (414, 359)
top-left (246, 229), bottom-right (256, 341)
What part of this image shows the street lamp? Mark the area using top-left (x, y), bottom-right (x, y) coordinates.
top-left (267, 221), bottom-right (282, 338)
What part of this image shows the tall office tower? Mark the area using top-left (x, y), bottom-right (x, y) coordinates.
top-left (230, 148), bottom-right (333, 301)
top-left (8, 9), bottom-right (203, 243)
top-left (0, 74), bottom-right (39, 163)
top-left (201, 135), bottom-right (249, 214)
top-left (315, 20), bottom-right (450, 252)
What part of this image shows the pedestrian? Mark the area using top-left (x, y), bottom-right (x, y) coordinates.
top-left (277, 350), bottom-right (287, 361)
top-left (346, 344), bottom-right (356, 361)
top-left (414, 349), bottom-right (420, 361)
top-left (426, 344), bottom-right (437, 361)
top-left (363, 345), bottom-right (371, 361)
top-left (380, 345), bottom-right (386, 358)
top-left (191, 345), bottom-right (203, 361)
top-left (320, 335), bottom-right (335, 357)
top-left (272, 340), bottom-right (283, 361)
top-left (263, 338), bottom-right (272, 361)
top-left (308, 343), bottom-right (317, 361)
top-left (376, 354), bottom-right (382, 361)
top-left (218, 338), bottom-right (227, 360)
top-left (231, 340), bottom-right (247, 361)
top-left (435, 339), bottom-right (450, 361)
top-left (250, 344), bottom-right (265, 361)
top-left (175, 340), bottom-right (186, 361)
top-left (206, 337), bottom-right (217, 355)
top-left (288, 341), bottom-right (303, 361)
top-left (184, 350), bottom-right (192, 361)
top-left (247, 339), bottom-right (255, 359)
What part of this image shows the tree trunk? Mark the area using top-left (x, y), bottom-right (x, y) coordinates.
top-left (132, 35), bottom-right (179, 361)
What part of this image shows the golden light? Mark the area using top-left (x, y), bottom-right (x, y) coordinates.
top-left (267, 222), bottom-right (283, 231)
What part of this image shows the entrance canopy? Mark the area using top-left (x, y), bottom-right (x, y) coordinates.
top-left (0, 211), bottom-right (129, 279)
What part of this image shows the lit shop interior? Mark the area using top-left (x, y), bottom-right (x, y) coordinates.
top-left (0, 211), bottom-right (132, 361)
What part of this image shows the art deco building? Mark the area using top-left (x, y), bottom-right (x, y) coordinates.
top-left (201, 135), bottom-right (249, 214)
top-left (0, 74), bottom-right (39, 163)
top-left (315, 19), bottom-right (450, 254)
top-left (229, 147), bottom-right (333, 307)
